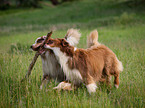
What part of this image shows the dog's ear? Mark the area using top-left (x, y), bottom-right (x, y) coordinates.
top-left (61, 39), bottom-right (69, 47)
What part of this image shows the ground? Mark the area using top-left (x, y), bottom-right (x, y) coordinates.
top-left (0, 0), bottom-right (145, 107)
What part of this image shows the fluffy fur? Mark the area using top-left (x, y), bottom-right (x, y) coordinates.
top-left (44, 30), bottom-right (123, 94)
top-left (65, 29), bottom-right (81, 47)
top-left (87, 30), bottom-right (100, 48)
top-left (31, 28), bottom-right (81, 89)
top-left (53, 81), bottom-right (72, 91)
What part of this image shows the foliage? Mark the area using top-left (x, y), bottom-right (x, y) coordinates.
top-left (0, 0), bottom-right (41, 9)
top-left (16, 0), bottom-right (40, 8)
top-left (0, 0), bottom-right (10, 10)
top-left (0, 0), bottom-right (145, 107)
top-left (50, 0), bottom-right (80, 5)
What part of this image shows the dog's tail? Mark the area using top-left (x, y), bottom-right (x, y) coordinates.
top-left (116, 58), bottom-right (123, 72)
top-left (87, 30), bottom-right (101, 48)
top-left (114, 57), bottom-right (123, 88)
top-left (65, 28), bottom-right (81, 47)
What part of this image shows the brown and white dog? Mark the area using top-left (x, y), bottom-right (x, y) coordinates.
top-left (44, 30), bottom-right (123, 94)
top-left (31, 29), bottom-right (81, 89)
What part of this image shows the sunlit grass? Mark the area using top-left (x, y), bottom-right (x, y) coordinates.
top-left (0, 0), bottom-right (145, 107)
top-left (0, 25), bottom-right (145, 107)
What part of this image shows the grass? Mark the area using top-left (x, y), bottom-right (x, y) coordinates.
top-left (0, 0), bottom-right (145, 107)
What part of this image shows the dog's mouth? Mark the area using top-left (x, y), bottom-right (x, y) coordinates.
top-left (31, 45), bottom-right (46, 55)
top-left (38, 47), bottom-right (46, 55)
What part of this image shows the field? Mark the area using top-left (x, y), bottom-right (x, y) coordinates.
top-left (0, 0), bottom-right (145, 107)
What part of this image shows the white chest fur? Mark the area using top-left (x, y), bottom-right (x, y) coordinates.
top-left (53, 47), bottom-right (83, 85)
top-left (41, 51), bottom-right (63, 80)
top-left (41, 51), bottom-right (52, 75)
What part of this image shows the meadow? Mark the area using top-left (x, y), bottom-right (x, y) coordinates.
top-left (0, 0), bottom-right (145, 107)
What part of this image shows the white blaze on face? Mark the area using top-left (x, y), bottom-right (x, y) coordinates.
top-left (35, 37), bottom-right (41, 43)
top-left (32, 37), bottom-right (43, 47)
top-left (33, 36), bottom-right (46, 45)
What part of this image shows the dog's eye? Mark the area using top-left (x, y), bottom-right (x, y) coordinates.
top-left (47, 40), bottom-right (53, 44)
top-left (37, 39), bottom-right (44, 43)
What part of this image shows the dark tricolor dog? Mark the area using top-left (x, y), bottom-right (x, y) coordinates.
top-left (31, 29), bottom-right (81, 89)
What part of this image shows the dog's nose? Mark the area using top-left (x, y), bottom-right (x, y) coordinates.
top-left (30, 46), bottom-right (33, 48)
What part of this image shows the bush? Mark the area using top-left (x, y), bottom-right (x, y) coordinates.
top-left (114, 12), bottom-right (135, 25)
top-left (16, 0), bottom-right (40, 8)
top-left (0, 0), bottom-right (10, 10)
top-left (50, 0), bottom-right (79, 5)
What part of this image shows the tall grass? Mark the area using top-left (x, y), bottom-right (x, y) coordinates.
top-left (0, 0), bottom-right (145, 107)
top-left (0, 26), bottom-right (144, 107)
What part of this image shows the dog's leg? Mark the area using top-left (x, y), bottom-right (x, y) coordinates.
top-left (40, 75), bottom-right (50, 89)
top-left (85, 75), bottom-right (97, 94)
top-left (86, 82), bottom-right (97, 94)
top-left (99, 71), bottom-right (107, 84)
top-left (103, 67), bottom-right (112, 88)
top-left (114, 74), bottom-right (119, 88)
top-left (53, 81), bottom-right (65, 90)
top-left (62, 82), bottom-right (73, 91)
top-left (53, 81), bottom-right (73, 91)
top-left (106, 75), bottom-right (112, 89)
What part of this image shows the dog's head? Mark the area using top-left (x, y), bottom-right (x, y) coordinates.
top-left (44, 37), bottom-right (75, 57)
top-left (31, 36), bottom-right (47, 54)
top-left (45, 38), bottom-right (69, 49)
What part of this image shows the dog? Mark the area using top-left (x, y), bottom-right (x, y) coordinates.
top-left (31, 29), bottom-right (81, 89)
top-left (44, 29), bottom-right (123, 94)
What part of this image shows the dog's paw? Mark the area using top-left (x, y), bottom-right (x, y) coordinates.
top-left (114, 84), bottom-right (119, 89)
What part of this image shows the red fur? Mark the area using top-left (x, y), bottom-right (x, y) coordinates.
top-left (45, 36), bottom-right (123, 92)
